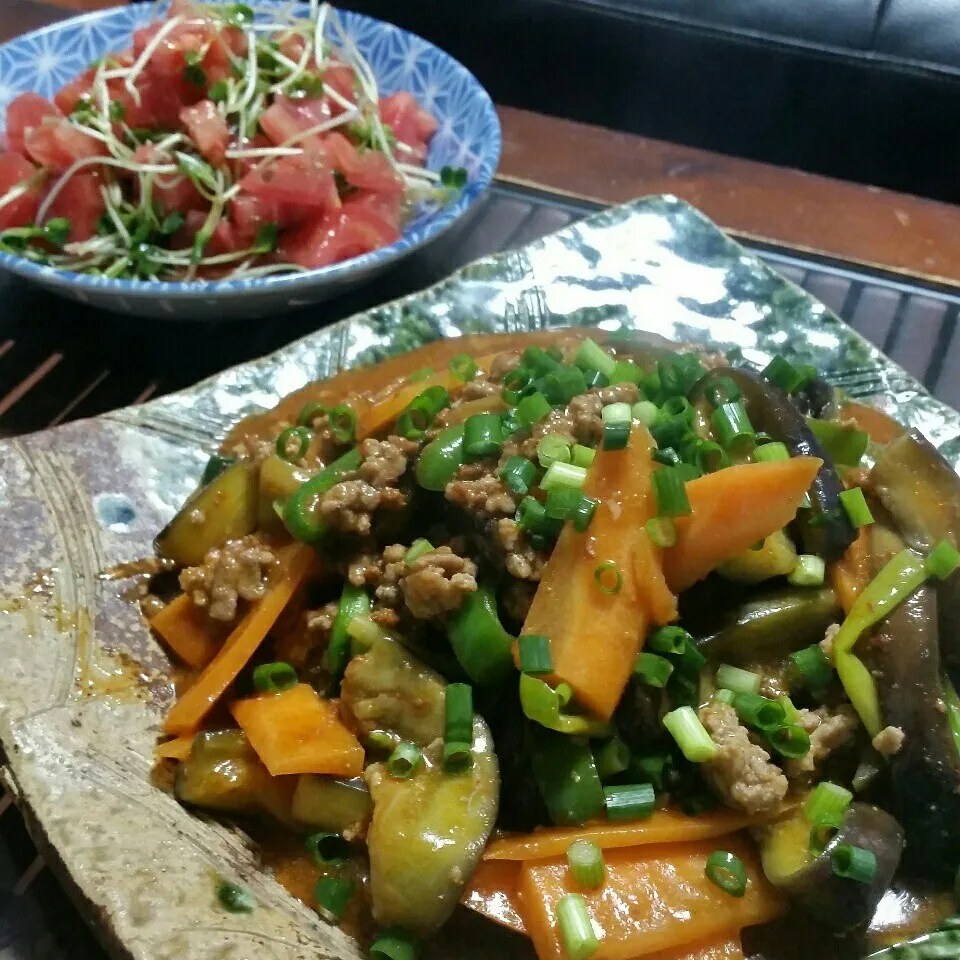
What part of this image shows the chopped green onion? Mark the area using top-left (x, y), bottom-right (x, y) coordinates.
top-left (518, 634), bottom-right (553, 675)
top-left (593, 735), bottom-right (631, 781)
top-left (693, 439), bottom-right (729, 474)
top-left (712, 401), bottom-right (756, 454)
top-left (645, 516), bottom-right (677, 548)
top-left (501, 368), bottom-right (534, 405)
top-left (594, 561), bottom-right (623, 594)
top-left (767, 724), bottom-right (811, 759)
top-left (583, 369), bottom-right (609, 389)
top-left (732, 693), bottom-right (785, 731)
top-left (604, 783), bottom-right (656, 821)
top-left (252, 661), bottom-right (298, 694)
top-left (297, 401), bottom-right (327, 428)
top-left (387, 741), bottom-right (422, 779)
top-left (444, 682), bottom-right (473, 744)
top-left (927, 540), bottom-right (960, 580)
top-left (603, 421), bottom-right (631, 450)
top-left (541, 366), bottom-right (589, 405)
top-left (538, 433), bottom-right (573, 467)
top-left (839, 487), bottom-right (874, 528)
top-left (762, 355), bottom-right (807, 393)
top-left (275, 426), bottom-right (311, 461)
top-left (575, 338), bottom-right (616, 378)
top-left (648, 625), bottom-right (690, 655)
top-left (704, 376), bottom-right (742, 407)
top-left (626, 402), bottom-right (654, 429)
top-left (663, 706), bottom-right (719, 762)
top-left (517, 496), bottom-right (563, 537)
top-left (790, 644), bottom-right (834, 689)
top-left (521, 673), bottom-right (610, 737)
top-left (652, 466), bottom-right (692, 517)
top-left (661, 395), bottom-right (695, 423)
top-left (314, 876), bottom-right (355, 920)
top-left (705, 850), bottom-right (748, 897)
top-left (557, 893), bottom-right (599, 960)
top-left (404, 385), bottom-right (450, 434)
top-left (778, 695), bottom-right (801, 725)
top-left (329, 404), bottom-right (357, 445)
top-left (442, 739), bottom-right (473, 773)
top-left (610, 360), bottom-right (644, 385)
top-left (788, 554), bottom-right (826, 587)
top-left (650, 413), bottom-right (690, 450)
top-left (541, 461), bottom-right (588, 491)
top-left (653, 447), bottom-right (683, 467)
top-left (713, 688), bottom-right (736, 705)
top-left (715, 664), bottom-right (761, 696)
top-left (831, 844), bottom-right (877, 883)
top-left (370, 932), bottom-right (417, 960)
top-left (404, 539), bottom-right (434, 564)
top-left (804, 781), bottom-right (853, 824)
top-left (517, 390), bottom-right (552, 425)
top-left (658, 354), bottom-right (706, 398)
top-left (304, 832), bottom-right (351, 867)
top-left (573, 495), bottom-right (599, 532)
top-left (809, 815), bottom-right (842, 855)
top-left (449, 353), bottom-right (478, 382)
top-left (807, 418), bottom-right (869, 467)
top-left (216, 879), bottom-right (255, 913)
top-left (463, 413), bottom-right (504, 460)
top-left (545, 487), bottom-right (586, 520)
top-left (756, 441), bottom-right (790, 463)
top-left (567, 839), bottom-right (606, 889)
top-left (601, 402), bottom-right (632, 424)
top-left (499, 456), bottom-right (538, 496)
top-left (571, 443), bottom-right (596, 468)
top-left (200, 454), bottom-right (236, 486)
top-left (630, 751), bottom-right (670, 790)
top-left (675, 638), bottom-right (707, 675)
top-left (634, 651), bottom-right (674, 688)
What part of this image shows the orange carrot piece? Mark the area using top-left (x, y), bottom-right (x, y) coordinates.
top-left (163, 544), bottom-right (314, 736)
top-left (441, 393), bottom-right (508, 426)
top-left (642, 934), bottom-right (744, 960)
top-left (154, 735), bottom-right (195, 761)
top-left (484, 808), bottom-right (754, 861)
top-left (635, 528), bottom-right (679, 626)
top-left (231, 684), bottom-right (364, 778)
top-left (356, 368), bottom-right (462, 439)
top-left (663, 457), bottom-right (822, 593)
top-left (829, 526), bottom-right (871, 614)
top-left (462, 859), bottom-right (527, 935)
top-left (150, 593), bottom-right (222, 669)
top-left (840, 400), bottom-right (905, 446)
top-left (521, 426), bottom-right (664, 719)
top-left (521, 835), bottom-right (783, 960)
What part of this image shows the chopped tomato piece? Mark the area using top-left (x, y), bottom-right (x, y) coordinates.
top-left (46, 170), bottom-right (105, 242)
top-left (258, 96), bottom-right (332, 149)
top-left (185, 209), bottom-right (243, 256)
top-left (6, 94), bottom-right (62, 156)
top-left (230, 193), bottom-right (303, 244)
top-left (54, 71), bottom-right (95, 116)
top-left (279, 199), bottom-right (399, 269)
top-left (323, 62), bottom-right (356, 114)
top-left (180, 100), bottom-right (229, 166)
top-left (380, 91), bottom-right (438, 148)
top-left (0, 153), bottom-right (41, 230)
top-left (239, 152), bottom-right (340, 210)
top-left (134, 145), bottom-right (205, 215)
top-left (346, 189), bottom-right (403, 230)
top-left (323, 131), bottom-right (404, 195)
top-left (24, 118), bottom-right (105, 171)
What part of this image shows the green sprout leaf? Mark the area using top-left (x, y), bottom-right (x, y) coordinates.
top-left (43, 218), bottom-right (71, 248)
top-left (440, 166), bottom-right (468, 189)
top-left (253, 222), bottom-right (280, 254)
top-left (208, 79), bottom-right (230, 103)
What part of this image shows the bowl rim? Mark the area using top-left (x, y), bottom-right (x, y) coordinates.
top-left (0, 0), bottom-right (501, 299)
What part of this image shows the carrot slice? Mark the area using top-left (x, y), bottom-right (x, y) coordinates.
top-left (829, 526), bottom-right (871, 614)
top-left (356, 368), bottom-right (462, 440)
top-left (150, 593), bottom-right (222, 669)
top-left (440, 393), bottom-right (508, 426)
top-left (643, 934), bottom-right (744, 960)
top-left (521, 426), bottom-right (671, 720)
top-left (840, 400), bottom-right (904, 446)
top-left (163, 544), bottom-right (314, 736)
top-left (461, 859), bottom-right (527, 935)
top-left (663, 457), bottom-right (822, 593)
top-left (635, 528), bottom-right (679, 626)
top-left (231, 684), bottom-right (364, 777)
top-left (521, 835), bottom-right (783, 960)
top-left (483, 808), bottom-right (754, 861)
top-left (154, 735), bottom-right (195, 761)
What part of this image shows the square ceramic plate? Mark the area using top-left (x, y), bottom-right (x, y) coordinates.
top-left (0, 194), bottom-right (957, 960)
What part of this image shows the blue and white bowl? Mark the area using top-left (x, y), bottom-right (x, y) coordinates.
top-left (0, 2), bottom-right (500, 319)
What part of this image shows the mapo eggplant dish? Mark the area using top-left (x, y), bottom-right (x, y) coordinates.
top-left (148, 330), bottom-right (960, 960)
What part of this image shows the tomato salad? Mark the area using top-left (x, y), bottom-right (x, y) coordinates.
top-left (0, 0), bottom-right (464, 281)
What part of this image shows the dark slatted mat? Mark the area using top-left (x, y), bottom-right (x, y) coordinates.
top-left (4, 181), bottom-right (960, 437)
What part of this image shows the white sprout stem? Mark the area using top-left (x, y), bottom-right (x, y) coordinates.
top-left (225, 146), bottom-right (303, 159)
top-left (322, 82), bottom-right (355, 113)
top-left (313, 2), bottom-right (330, 72)
top-left (229, 260), bottom-right (309, 279)
top-left (124, 16), bottom-right (185, 107)
top-left (100, 186), bottom-right (132, 246)
top-left (0, 180), bottom-right (32, 213)
top-left (37, 156), bottom-right (177, 225)
top-left (63, 235), bottom-right (121, 257)
top-left (237, 31), bottom-right (260, 115)
top-left (398, 162), bottom-right (441, 182)
top-left (271, 23), bottom-right (314, 94)
top-left (155, 132), bottom-right (186, 153)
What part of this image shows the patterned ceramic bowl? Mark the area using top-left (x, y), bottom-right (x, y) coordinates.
top-left (0, 2), bottom-right (500, 320)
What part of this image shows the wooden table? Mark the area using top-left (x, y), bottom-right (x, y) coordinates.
top-left (5, 0), bottom-right (960, 287)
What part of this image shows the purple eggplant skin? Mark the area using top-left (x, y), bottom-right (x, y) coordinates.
top-left (870, 428), bottom-right (960, 671)
top-left (693, 367), bottom-right (857, 561)
top-left (861, 522), bottom-right (960, 878)
top-left (761, 803), bottom-right (904, 934)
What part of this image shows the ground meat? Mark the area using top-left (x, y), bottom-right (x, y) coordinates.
top-left (306, 601), bottom-right (339, 636)
top-left (497, 518), bottom-right (548, 581)
top-left (179, 535), bottom-right (277, 622)
top-left (698, 701), bottom-right (789, 815)
top-left (319, 480), bottom-right (406, 536)
top-left (785, 705), bottom-right (859, 780)
top-left (462, 377), bottom-right (501, 400)
top-left (872, 725), bottom-right (905, 756)
top-left (401, 546), bottom-right (478, 619)
top-left (820, 623), bottom-right (840, 663)
top-left (358, 435), bottom-right (418, 487)
top-left (229, 433), bottom-right (276, 464)
top-left (741, 658), bottom-right (790, 699)
top-left (445, 463), bottom-right (517, 517)
top-left (489, 350), bottom-right (521, 381)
